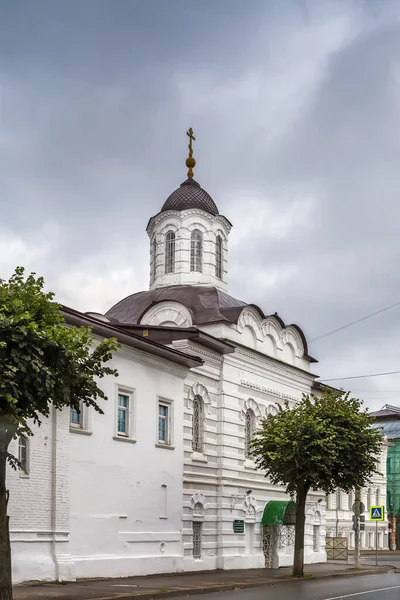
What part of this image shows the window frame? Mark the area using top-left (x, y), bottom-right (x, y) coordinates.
top-left (70, 401), bottom-right (84, 429)
top-left (165, 230), bottom-right (176, 274)
top-left (152, 237), bottom-right (157, 282)
top-left (18, 435), bottom-right (29, 476)
top-left (114, 387), bottom-right (135, 442)
top-left (215, 235), bottom-right (223, 279)
top-left (156, 397), bottom-right (174, 448)
top-left (192, 521), bottom-right (202, 559)
top-left (313, 525), bottom-right (320, 552)
top-left (192, 395), bottom-right (204, 454)
top-left (190, 229), bottom-right (203, 273)
top-left (244, 408), bottom-right (255, 459)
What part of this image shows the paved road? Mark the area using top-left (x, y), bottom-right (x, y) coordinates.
top-left (166, 574), bottom-right (400, 600)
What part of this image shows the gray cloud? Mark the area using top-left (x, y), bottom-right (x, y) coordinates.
top-left (2, 0), bottom-right (400, 409)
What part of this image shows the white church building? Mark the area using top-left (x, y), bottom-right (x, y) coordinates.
top-left (9, 132), bottom-right (329, 583)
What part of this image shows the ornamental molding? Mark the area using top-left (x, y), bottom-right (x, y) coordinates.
top-left (240, 398), bottom-right (262, 422)
top-left (140, 302), bottom-right (193, 328)
top-left (243, 494), bottom-right (258, 519)
top-left (172, 339), bottom-right (223, 363)
top-left (239, 378), bottom-right (299, 403)
top-left (236, 309), bottom-right (305, 358)
top-left (237, 307), bottom-right (263, 339)
top-left (190, 492), bottom-right (207, 511)
top-left (187, 382), bottom-right (212, 414)
top-left (148, 209), bottom-right (232, 233)
top-left (266, 404), bottom-right (279, 417)
top-left (186, 344), bottom-right (224, 363)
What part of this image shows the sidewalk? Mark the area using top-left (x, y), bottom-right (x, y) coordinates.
top-left (13, 562), bottom-right (398, 600)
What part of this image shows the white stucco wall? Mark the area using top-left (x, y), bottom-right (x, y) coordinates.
top-left (147, 208), bottom-right (231, 291)
top-left (8, 339), bottom-right (190, 584)
top-left (173, 336), bottom-right (326, 571)
top-left (68, 344), bottom-right (188, 579)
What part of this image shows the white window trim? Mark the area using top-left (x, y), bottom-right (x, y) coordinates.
top-left (115, 386), bottom-right (136, 442)
top-left (156, 397), bottom-right (174, 449)
top-left (18, 435), bottom-right (29, 478)
top-left (69, 402), bottom-right (92, 435)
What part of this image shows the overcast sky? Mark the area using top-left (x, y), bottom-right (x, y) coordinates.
top-left (1, 0), bottom-right (400, 409)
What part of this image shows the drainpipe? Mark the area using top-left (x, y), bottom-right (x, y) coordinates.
top-left (50, 405), bottom-right (60, 581)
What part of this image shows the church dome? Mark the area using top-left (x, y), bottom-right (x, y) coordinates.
top-left (161, 178), bottom-right (219, 216)
top-left (106, 285), bottom-right (245, 325)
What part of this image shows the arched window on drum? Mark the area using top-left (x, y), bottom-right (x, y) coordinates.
top-left (165, 230), bottom-right (175, 274)
top-left (152, 237), bottom-right (157, 282)
top-left (190, 229), bottom-right (203, 272)
top-left (215, 235), bottom-right (223, 279)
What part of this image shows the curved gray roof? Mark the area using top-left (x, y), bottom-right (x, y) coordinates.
top-left (161, 178), bottom-right (219, 216)
top-left (106, 285), bottom-right (245, 326)
top-left (105, 285), bottom-right (315, 361)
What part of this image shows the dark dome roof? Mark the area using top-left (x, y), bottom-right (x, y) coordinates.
top-left (161, 178), bottom-right (219, 216)
top-left (105, 285), bottom-right (314, 361)
top-left (106, 285), bottom-right (245, 326)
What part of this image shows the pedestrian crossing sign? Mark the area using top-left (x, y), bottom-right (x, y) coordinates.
top-left (370, 505), bottom-right (384, 521)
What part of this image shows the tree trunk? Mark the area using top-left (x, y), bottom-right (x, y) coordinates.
top-left (0, 450), bottom-right (12, 600)
top-left (292, 482), bottom-right (308, 577)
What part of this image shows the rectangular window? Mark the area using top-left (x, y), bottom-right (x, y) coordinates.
top-left (313, 525), bottom-right (319, 552)
top-left (118, 393), bottom-right (130, 436)
top-left (70, 404), bottom-right (82, 428)
top-left (18, 436), bottom-right (28, 475)
top-left (193, 521), bottom-right (202, 558)
top-left (158, 403), bottom-right (169, 443)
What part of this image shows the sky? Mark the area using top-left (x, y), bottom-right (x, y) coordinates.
top-left (1, 0), bottom-right (400, 410)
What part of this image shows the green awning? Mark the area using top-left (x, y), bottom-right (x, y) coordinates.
top-left (261, 500), bottom-right (296, 526)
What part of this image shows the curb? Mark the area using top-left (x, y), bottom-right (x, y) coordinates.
top-left (88, 567), bottom-right (395, 600)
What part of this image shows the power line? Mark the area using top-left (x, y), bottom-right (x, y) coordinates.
top-left (309, 300), bottom-right (400, 343)
top-left (350, 390), bottom-right (400, 393)
top-left (321, 370), bottom-right (400, 382)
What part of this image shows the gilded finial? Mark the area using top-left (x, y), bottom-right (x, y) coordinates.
top-left (186, 127), bottom-right (196, 178)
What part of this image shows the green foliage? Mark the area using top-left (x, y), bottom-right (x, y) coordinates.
top-left (0, 267), bottom-right (119, 434)
top-left (251, 389), bottom-right (383, 495)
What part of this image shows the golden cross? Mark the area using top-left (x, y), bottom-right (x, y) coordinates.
top-left (186, 127), bottom-right (195, 157)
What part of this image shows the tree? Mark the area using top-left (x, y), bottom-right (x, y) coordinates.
top-left (0, 268), bottom-right (119, 600)
top-left (251, 388), bottom-right (383, 577)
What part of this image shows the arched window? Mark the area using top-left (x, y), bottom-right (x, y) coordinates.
top-left (152, 237), bottom-right (157, 281)
top-left (190, 229), bottom-right (203, 272)
top-left (18, 436), bottom-right (28, 474)
top-left (375, 488), bottom-right (380, 506)
top-left (192, 395), bottom-right (204, 453)
top-left (367, 488), bottom-right (372, 510)
top-left (165, 231), bottom-right (175, 274)
top-left (245, 409), bottom-right (255, 458)
top-left (215, 235), bottom-right (222, 279)
top-left (336, 489), bottom-right (341, 510)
